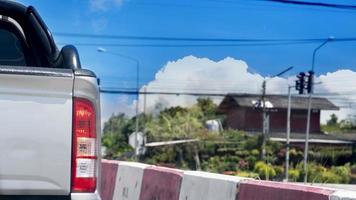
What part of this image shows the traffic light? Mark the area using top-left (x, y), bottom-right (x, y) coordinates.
top-left (306, 70), bottom-right (314, 94)
top-left (295, 72), bottom-right (305, 94)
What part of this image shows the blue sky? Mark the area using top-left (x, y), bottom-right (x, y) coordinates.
top-left (20, 0), bottom-right (356, 79)
top-left (17, 0), bottom-right (356, 121)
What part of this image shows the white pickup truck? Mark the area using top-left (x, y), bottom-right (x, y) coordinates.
top-left (0, 1), bottom-right (101, 199)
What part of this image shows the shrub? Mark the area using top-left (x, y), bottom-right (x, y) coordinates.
top-left (254, 161), bottom-right (276, 180)
top-left (320, 171), bottom-right (342, 183)
top-left (236, 171), bottom-right (260, 179)
top-left (295, 162), bottom-right (351, 183)
top-left (274, 165), bottom-right (284, 177)
top-left (251, 149), bottom-right (260, 157)
top-left (288, 169), bottom-right (300, 182)
top-left (330, 164), bottom-right (351, 183)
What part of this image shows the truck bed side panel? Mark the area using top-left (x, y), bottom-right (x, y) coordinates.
top-left (0, 67), bottom-right (74, 195)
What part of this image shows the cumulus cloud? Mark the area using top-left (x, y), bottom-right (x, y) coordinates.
top-left (316, 70), bottom-right (356, 123)
top-left (101, 56), bottom-right (356, 125)
top-left (136, 56), bottom-right (356, 124)
top-left (100, 94), bottom-right (136, 126)
top-left (89, 0), bottom-right (126, 11)
top-left (138, 56), bottom-right (264, 112)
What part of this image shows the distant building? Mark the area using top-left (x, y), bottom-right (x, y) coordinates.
top-left (129, 132), bottom-right (146, 155)
top-left (218, 94), bottom-right (339, 134)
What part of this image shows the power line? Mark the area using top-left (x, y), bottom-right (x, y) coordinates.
top-left (256, 0), bottom-right (356, 10)
top-left (137, 0), bottom-right (356, 14)
top-left (54, 32), bottom-right (356, 43)
top-left (100, 88), bottom-right (228, 96)
top-left (57, 41), bottom-right (318, 48)
top-left (100, 87), bottom-right (356, 97)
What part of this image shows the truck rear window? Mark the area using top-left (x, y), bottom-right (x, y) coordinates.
top-left (0, 29), bottom-right (26, 66)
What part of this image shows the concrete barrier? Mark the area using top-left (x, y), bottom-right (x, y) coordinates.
top-left (101, 160), bottom-right (119, 200)
top-left (179, 171), bottom-right (249, 200)
top-left (330, 190), bottom-right (356, 200)
top-left (113, 161), bottom-right (150, 200)
top-left (139, 166), bottom-right (183, 200)
top-left (100, 160), bottom-right (356, 200)
top-left (237, 180), bottom-right (334, 200)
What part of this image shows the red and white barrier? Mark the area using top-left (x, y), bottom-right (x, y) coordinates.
top-left (114, 161), bottom-right (149, 200)
top-left (101, 160), bottom-right (356, 200)
top-left (237, 180), bottom-right (333, 200)
top-left (330, 190), bottom-right (356, 200)
top-left (139, 166), bottom-right (183, 200)
top-left (179, 171), bottom-right (249, 200)
top-left (100, 160), bottom-right (118, 200)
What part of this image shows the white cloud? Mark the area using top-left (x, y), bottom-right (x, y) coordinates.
top-left (89, 0), bottom-right (126, 11)
top-left (138, 56), bottom-right (264, 112)
top-left (100, 56), bottom-right (356, 125)
top-left (100, 94), bottom-right (136, 126)
top-left (316, 70), bottom-right (356, 123)
top-left (136, 56), bottom-right (356, 124)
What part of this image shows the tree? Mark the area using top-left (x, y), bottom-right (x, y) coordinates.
top-left (145, 106), bottom-right (204, 140)
top-left (102, 113), bottom-right (132, 159)
top-left (197, 98), bottom-right (217, 120)
top-left (327, 113), bottom-right (338, 126)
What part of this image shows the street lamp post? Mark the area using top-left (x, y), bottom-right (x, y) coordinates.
top-left (303, 37), bottom-right (333, 183)
top-left (97, 47), bottom-right (141, 156)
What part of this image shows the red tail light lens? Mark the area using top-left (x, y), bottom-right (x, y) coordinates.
top-left (72, 98), bottom-right (97, 192)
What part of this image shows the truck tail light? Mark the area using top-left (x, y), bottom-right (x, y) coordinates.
top-left (72, 98), bottom-right (97, 192)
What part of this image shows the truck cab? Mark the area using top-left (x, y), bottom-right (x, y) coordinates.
top-left (0, 1), bottom-right (101, 199)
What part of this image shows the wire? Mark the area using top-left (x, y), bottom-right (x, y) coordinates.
top-left (54, 32), bottom-right (356, 43)
top-left (100, 89), bottom-right (229, 96)
top-left (57, 41), bottom-right (318, 47)
top-left (255, 0), bottom-right (356, 10)
top-left (100, 87), bottom-right (356, 96)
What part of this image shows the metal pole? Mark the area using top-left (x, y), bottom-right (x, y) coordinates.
top-left (135, 60), bottom-right (140, 156)
top-left (143, 86), bottom-right (147, 114)
top-left (303, 38), bottom-right (332, 183)
top-left (261, 66), bottom-right (293, 160)
top-left (285, 86), bottom-right (292, 181)
top-left (96, 47), bottom-right (141, 156)
top-left (261, 80), bottom-right (267, 160)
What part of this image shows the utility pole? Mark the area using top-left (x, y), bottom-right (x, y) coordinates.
top-left (261, 80), bottom-right (267, 159)
top-left (260, 66), bottom-right (293, 160)
top-left (285, 85), bottom-right (293, 181)
top-left (143, 86), bottom-right (147, 114)
top-left (303, 37), bottom-right (333, 183)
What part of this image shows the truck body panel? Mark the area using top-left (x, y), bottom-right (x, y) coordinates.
top-left (0, 67), bottom-right (74, 195)
top-left (0, 1), bottom-right (101, 199)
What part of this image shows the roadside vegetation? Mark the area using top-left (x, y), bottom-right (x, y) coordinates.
top-left (102, 98), bottom-right (356, 184)
top-left (321, 113), bottom-right (356, 134)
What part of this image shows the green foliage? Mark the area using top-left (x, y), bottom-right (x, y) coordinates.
top-left (102, 98), bottom-right (355, 184)
top-left (254, 161), bottom-right (276, 180)
top-left (294, 162), bottom-right (351, 183)
top-left (327, 113), bottom-right (338, 126)
top-left (321, 115), bottom-right (356, 133)
top-left (102, 113), bottom-right (132, 159)
top-left (330, 164), bottom-right (351, 183)
top-left (145, 105), bottom-right (204, 141)
top-left (236, 171), bottom-right (260, 179)
top-left (196, 98), bottom-right (217, 120)
top-left (288, 169), bottom-right (300, 182)
top-left (309, 147), bottom-right (352, 166)
top-left (273, 165), bottom-right (284, 177)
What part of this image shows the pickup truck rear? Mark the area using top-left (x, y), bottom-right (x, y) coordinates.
top-left (0, 1), bottom-right (101, 199)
